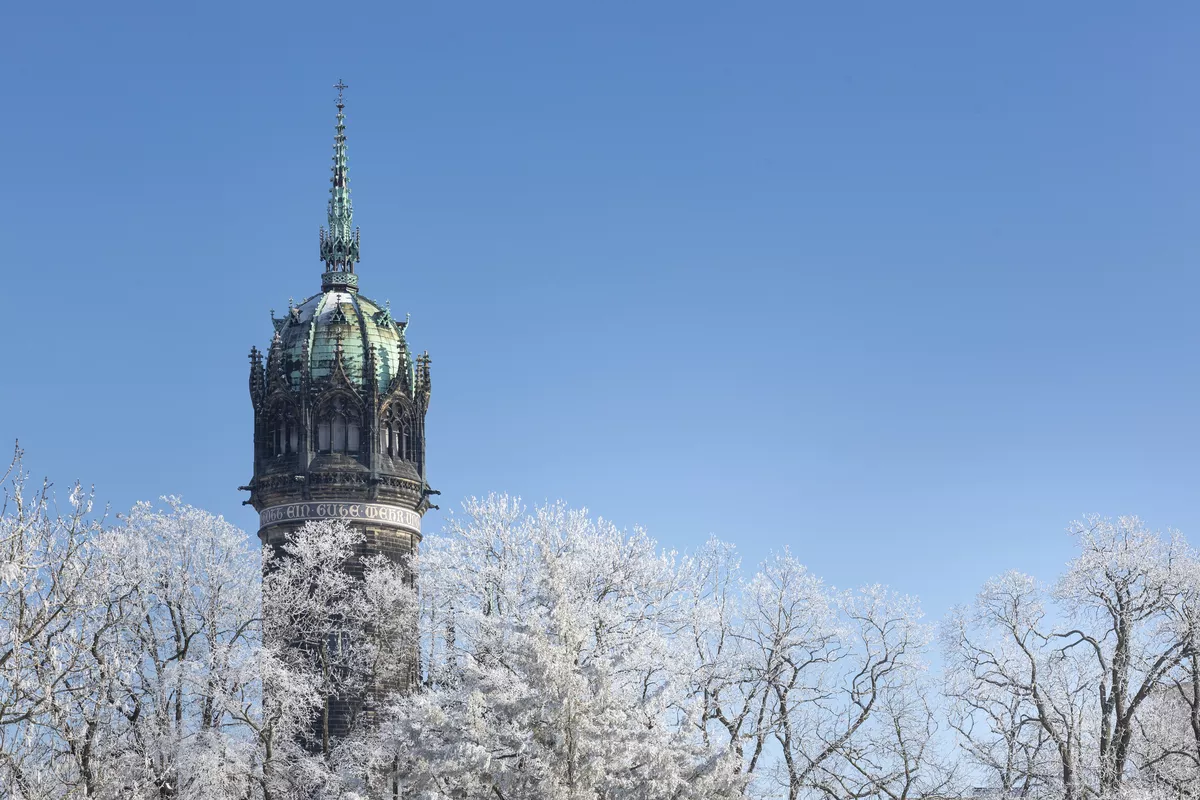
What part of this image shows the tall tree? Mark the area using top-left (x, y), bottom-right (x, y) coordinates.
top-left (945, 517), bottom-right (1198, 798)
top-left (1055, 516), bottom-right (1192, 796)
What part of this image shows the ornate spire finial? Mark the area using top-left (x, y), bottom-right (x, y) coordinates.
top-left (319, 79), bottom-right (361, 292)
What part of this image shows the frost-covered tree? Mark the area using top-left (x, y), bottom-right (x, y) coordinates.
top-left (381, 498), bottom-right (941, 800)
top-left (943, 614), bottom-right (1055, 797)
top-left (1132, 552), bottom-right (1200, 795)
top-left (945, 516), bottom-right (1198, 799)
top-left (88, 499), bottom-right (263, 796)
top-left (258, 517), bottom-right (416, 798)
top-left (1056, 516), bottom-right (1192, 796)
top-left (684, 536), bottom-right (775, 780)
top-left (380, 495), bottom-right (746, 800)
top-left (0, 445), bottom-right (104, 798)
top-left (754, 566), bottom-right (942, 800)
top-left (1, 493), bottom-right (271, 799)
top-left (0, 445), bottom-right (417, 800)
top-left (943, 572), bottom-right (1093, 799)
top-left (17, 445), bottom-right (1200, 800)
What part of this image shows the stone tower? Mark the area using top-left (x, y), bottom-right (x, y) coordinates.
top-left (244, 83), bottom-right (435, 737)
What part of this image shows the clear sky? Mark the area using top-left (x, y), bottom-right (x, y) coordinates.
top-left (3, 2), bottom-right (1197, 622)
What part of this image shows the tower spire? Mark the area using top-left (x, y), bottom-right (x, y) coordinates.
top-left (320, 79), bottom-right (361, 292)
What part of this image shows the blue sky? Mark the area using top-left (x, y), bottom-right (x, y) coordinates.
top-left (3, 2), bottom-right (1198, 620)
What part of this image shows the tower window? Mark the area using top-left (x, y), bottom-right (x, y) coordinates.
top-left (318, 399), bottom-right (361, 455)
top-left (267, 410), bottom-right (298, 457)
top-left (380, 406), bottom-right (412, 461)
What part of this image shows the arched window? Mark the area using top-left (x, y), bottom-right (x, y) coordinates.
top-left (267, 408), bottom-right (298, 457)
top-left (380, 406), bottom-right (412, 461)
top-left (318, 399), bottom-right (361, 455)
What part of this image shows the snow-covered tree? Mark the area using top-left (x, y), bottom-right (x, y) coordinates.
top-left (383, 497), bottom-right (941, 800)
top-left (755, 568), bottom-right (941, 800)
top-left (684, 536), bottom-right (775, 781)
top-left (0, 445), bottom-right (418, 799)
top-left (1131, 551), bottom-right (1200, 795)
top-left (1055, 516), bottom-right (1192, 796)
top-left (14, 444), bottom-right (1200, 800)
top-left (89, 499), bottom-right (262, 796)
top-left (943, 608), bottom-right (1055, 797)
top-left (943, 571), bottom-right (1092, 799)
top-left (258, 517), bottom-right (417, 798)
top-left (0, 445), bottom-right (105, 798)
top-left (945, 517), bottom-right (1199, 799)
top-left (380, 495), bottom-right (746, 800)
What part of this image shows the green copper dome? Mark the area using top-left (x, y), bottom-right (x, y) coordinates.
top-left (257, 80), bottom-right (420, 397)
top-left (268, 291), bottom-right (413, 395)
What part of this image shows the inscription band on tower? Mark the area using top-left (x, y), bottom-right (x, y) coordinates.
top-left (259, 502), bottom-right (422, 535)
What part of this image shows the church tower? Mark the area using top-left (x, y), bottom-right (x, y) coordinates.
top-left (244, 83), bottom-right (434, 736)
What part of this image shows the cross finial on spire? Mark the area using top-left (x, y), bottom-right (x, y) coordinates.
top-left (334, 79), bottom-right (348, 106)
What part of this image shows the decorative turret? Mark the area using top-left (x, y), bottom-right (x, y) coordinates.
top-left (248, 347), bottom-right (265, 406)
top-left (416, 351), bottom-right (432, 403)
top-left (319, 79), bottom-right (361, 293)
